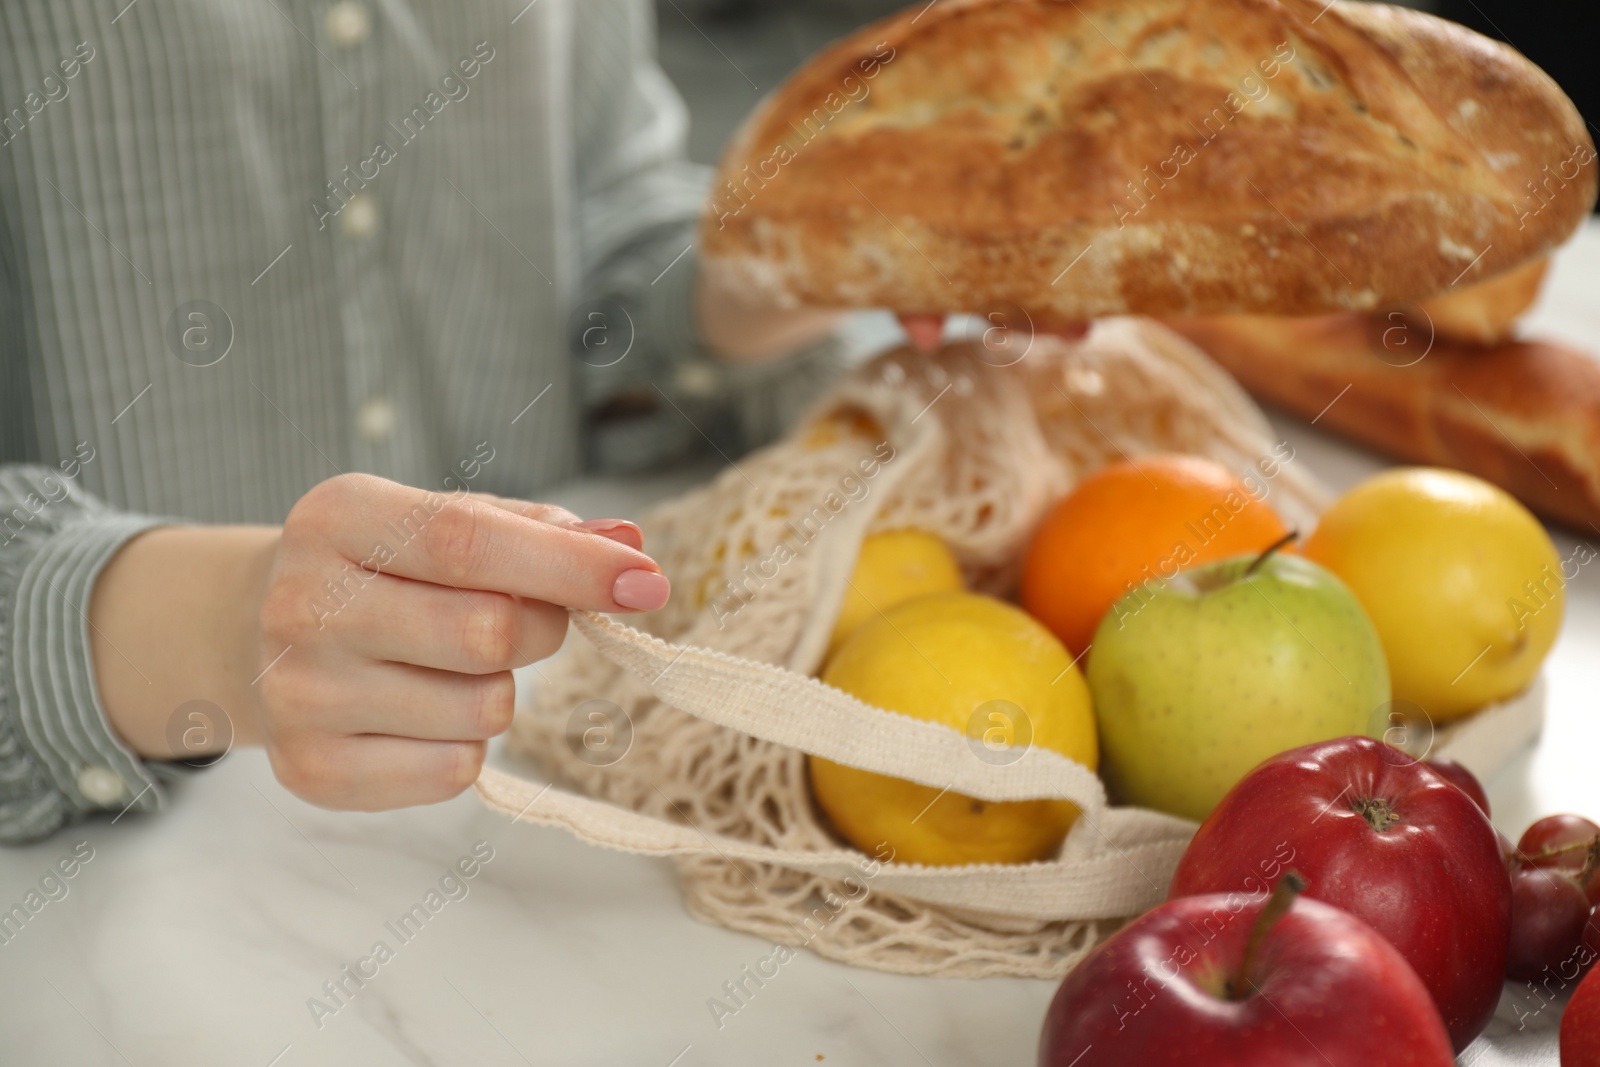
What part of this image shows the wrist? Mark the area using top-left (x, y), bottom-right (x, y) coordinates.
top-left (226, 528), bottom-right (281, 749)
top-left (89, 524), bottom-right (281, 758)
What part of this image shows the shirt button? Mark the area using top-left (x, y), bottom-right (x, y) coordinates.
top-left (77, 764), bottom-right (126, 806)
top-left (357, 396), bottom-right (397, 442)
top-left (340, 194), bottom-right (380, 239)
top-left (673, 361), bottom-right (720, 400)
top-left (324, 1), bottom-right (373, 48)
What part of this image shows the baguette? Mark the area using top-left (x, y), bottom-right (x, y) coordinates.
top-left (1169, 314), bottom-right (1600, 531)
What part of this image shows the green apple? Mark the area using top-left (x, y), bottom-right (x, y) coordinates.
top-left (1086, 547), bottom-right (1389, 821)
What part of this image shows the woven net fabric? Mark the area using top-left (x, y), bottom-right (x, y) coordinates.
top-left (506, 317), bottom-right (1329, 979)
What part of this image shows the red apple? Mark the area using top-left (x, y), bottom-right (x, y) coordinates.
top-left (1039, 875), bottom-right (1454, 1066)
top-left (1497, 830), bottom-right (1519, 873)
top-left (1424, 757), bottom-right (1489, 817)
top-left (1169, 736), bottom-right (1512, 1052)
top-left (1564, 958), bottom-right (1600, 1067)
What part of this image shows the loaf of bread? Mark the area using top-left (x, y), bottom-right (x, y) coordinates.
top-left (699, 0), bottom-right (1596, 323)
top-left (1169, 314), bottom-right (1600, 530)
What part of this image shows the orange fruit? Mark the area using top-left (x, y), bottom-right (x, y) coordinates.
top-left (1020, 454), bottom-right (1290, 656)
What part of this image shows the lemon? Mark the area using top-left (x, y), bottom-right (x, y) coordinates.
top-left (1304, 468), bottom-right (1563, 720)
top-left (810, 592), bottom-right (1097, 866)
top-left (827, 529), bottom-right (964, 658)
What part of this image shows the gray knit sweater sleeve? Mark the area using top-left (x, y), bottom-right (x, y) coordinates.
top-left (0, 463), bottom-right (170, 844)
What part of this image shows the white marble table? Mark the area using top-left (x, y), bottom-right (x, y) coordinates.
top-left (3, 224), bottom-right (1598, 1066)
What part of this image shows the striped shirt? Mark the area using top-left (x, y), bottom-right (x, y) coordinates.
top-left (0, 0), bottom-right (836, 843)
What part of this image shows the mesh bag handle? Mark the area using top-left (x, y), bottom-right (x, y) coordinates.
top-left (476, 609), bottom-right (1198, 921)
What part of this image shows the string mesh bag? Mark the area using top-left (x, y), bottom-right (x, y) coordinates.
top-left (479, 317), bottom-right (1543, 980)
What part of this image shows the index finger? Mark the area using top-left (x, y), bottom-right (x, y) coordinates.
top-left (326, 479), bottom-right (668, 613)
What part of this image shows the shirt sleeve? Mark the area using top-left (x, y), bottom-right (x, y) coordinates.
top-left (570, 0), bottom-right (843, 474)
top-left (0, 464), bottom-right (174, 845)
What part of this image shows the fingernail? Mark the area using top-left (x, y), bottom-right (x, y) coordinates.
top-left (575, 518), bottom-right (643, 551)
top-left (613, 569), bottom-right (670, 612)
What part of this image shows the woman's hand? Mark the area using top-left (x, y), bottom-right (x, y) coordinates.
top-left (252, 474), bottom-right (665, 809)
top-left (896, 313), bottom-right (1090, 352)
top-left (90, 474), bottom-right (667, 811)
top-left (694, 268), bottom-right (842, 362)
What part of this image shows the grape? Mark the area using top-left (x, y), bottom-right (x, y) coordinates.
top-left (1517, 815), bottom-right (1600, 904)
top-left (1425, 757), bottom-right (1490, 817)
top-left (1520, 815), bottom-right (1600, 863)
top-left (1507, 866), bottom-right (1593, 982)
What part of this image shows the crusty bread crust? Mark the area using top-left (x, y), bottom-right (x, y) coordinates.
top-left (699, 0), bottom-right (1596, 322)
top-left (1169, 313), bottom-right (1600, 531)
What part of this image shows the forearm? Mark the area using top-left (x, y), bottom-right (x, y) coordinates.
top-left (88, 525), bottom-right (278, 758)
